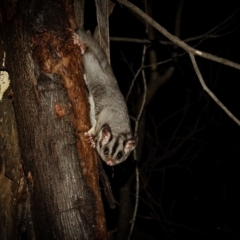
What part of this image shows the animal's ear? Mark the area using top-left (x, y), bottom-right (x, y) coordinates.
top-left (124, 137), bottom-right (138, 153)
top-left (101, 124), bottom-right (112, 144)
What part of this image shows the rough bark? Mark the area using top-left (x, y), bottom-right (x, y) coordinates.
top-left (0, 0), bottom-right (108, 239)
top-left (0, 83), bottom-right (26, 239)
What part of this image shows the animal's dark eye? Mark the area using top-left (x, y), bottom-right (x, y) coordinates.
top-left (104, 147), bottom-right (109, 156)
top-left (116, 151), bottom-right (123, 160)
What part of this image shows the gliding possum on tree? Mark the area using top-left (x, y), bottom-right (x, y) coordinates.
top-left (74, 29), bottom-right (137, 166)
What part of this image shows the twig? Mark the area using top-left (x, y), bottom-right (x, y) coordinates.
top-left (127, 165), bottom-right (139, 240)
top-left (117, 0), bottom-right (240, 126)
top-left (116, 0), bottom-right (240, 70)
top-left (98, 159), bottom-right (116, 209)
top-left (174, 0), bottom-right (185, 38)
top-left (126, 55), bottom-right (146, 240)
top-left (125, 39), bottom-right (148, 103)
top-left (126, 66), bottom-right (142, 102)
top-left (127, 6), bottom-right (148, 237)
top-left (182, 6), bottom-right (240, 42)
top-left (110, 33), bottom-right (220, 45)
top-left (111, 37), bottom-right (152, 44)
top-left (110, 6), bottom-right (240, 45)
top-left (127, 30), bottom-right (147, 240)
top-left (133, 44), bottom-right (147, 159)
top-left (189, 53), bottom-right (240, 126)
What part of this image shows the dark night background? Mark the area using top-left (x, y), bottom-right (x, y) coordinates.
top-left (88, 1), bottom-right (240, 239)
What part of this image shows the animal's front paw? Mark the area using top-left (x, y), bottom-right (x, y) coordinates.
top-left (73, 33), bottom-right (86, 55)
top-left (84, 132), bottom-right (96, 148)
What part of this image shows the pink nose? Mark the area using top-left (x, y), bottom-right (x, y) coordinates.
top-left (107, 161), bottom-right (113, 166)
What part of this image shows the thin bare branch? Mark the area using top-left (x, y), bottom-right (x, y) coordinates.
top-left (116, 0), bottom-right (240, 70)
top-left (127, 165), bottom-right (139, 240)
top-left (111, 5), bottom-right (240, 45)
top-left (98, 159), bottom-right (116, 209)
top-left (111, 37), bottom-right (152, 44)
top-left (126, 66), bottom-right (142, 102)
top-left (182, 6), bottom-right (240, 42)
top-left (175, 0), bottom-right (185, 38)
top-left (110, 36), bottom-right (215, 45)
top-left (133, 45), bottom-right (147, 157)
top-left (189, 53), bottom-right (240, 126)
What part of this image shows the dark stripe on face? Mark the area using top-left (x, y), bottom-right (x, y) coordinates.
top-left (99, 138), bottom-right (102, 149)
top-left (111, 136), bottom-right (120, 157)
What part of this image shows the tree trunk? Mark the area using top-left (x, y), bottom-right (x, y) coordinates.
top-left (0, 0), bottom-right (108, 239)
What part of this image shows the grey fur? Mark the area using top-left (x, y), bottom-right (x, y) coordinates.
top-left (75, 29), bottom-right (137, 166)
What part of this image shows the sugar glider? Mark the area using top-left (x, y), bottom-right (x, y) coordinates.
top-left (74, 29), bottom-right (137, 166)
